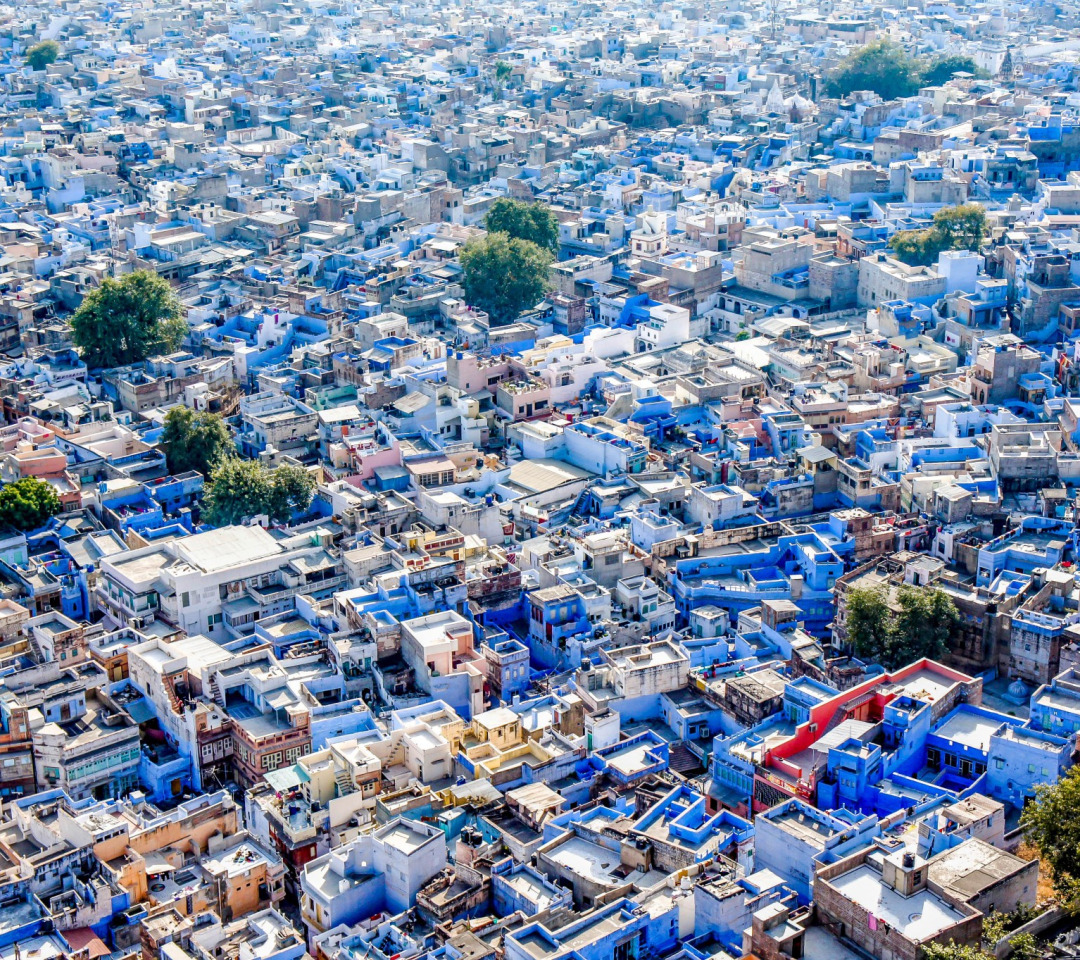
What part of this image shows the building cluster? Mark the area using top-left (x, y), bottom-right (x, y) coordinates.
top-left (4, 0), bottom-right (1080, 959)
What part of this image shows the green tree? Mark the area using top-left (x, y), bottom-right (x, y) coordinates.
top-left (982, 905), bottom-right (1039, 946)
top-left (844, 586), bottom-right (893, 661)
top-left (202, 459), bottom-right (316, 527)
top-left (494, 59), bottom-right (513, 98)
top-left (932, 203), bottom-right (988, 251)
top-left (460, 232), bottom-right (552, 325)
top-left (843, 585), bottom-right (958, 669)
top-left (825, 39), bottom-right (922, 100)
top-left (922, 943), bottom-right (992, 960)
top-left (26, 40), bottom-right (60, 70)
top-left (201, 459), bottom-right (269, 527)
top-left (0, 477), bottom-right (61, 532)
top-left (889, 228), bottom-right (947, 267)
top-left (1020, 764), bottom-right (1080, 904)
top-left (1007, 933), bottom-right (1038, 960)
top-left (267, 464), bottom-right (318, 521)
top-left (70, 270), bottom-right (188, 369)
top-left (889, 203), bottom-right (987, 266)
top-left (922, 55), bottom-right (987, 86)
top-left (161, 407), bottom-right (235, 477)
top-left (890, 586), bottom-right (957, 666)
top-left (484, 198), bottom-right (560, 255)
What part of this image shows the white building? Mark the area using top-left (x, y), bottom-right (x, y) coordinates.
top-left (300, 819), bottom-right (447, 946)
top-left (636, 302), bottom-right (692, 351)
top-left (97, 525), bottom-right (345, 640)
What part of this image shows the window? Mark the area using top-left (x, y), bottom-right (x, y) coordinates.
top-left (262, 751), bottom-right (283, 770)
top-left (182, 592), bottom-right (190, 607)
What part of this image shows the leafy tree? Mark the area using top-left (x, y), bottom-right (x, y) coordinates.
top-left (889, 203), bottom-right (987, 266)
top-left (70, 270), bottom-right (188, 369)
top-left (161, 407), bottom-right (235, 477)
top-left (484, 198), bottom-right (560, 255)
top-left (26, 40), bottom-right (60, 70)
top-left (825, 39), bottom-right (922, 100)
top-left (0, 477), bottom-right (61, 532)
top-left (202, 459), bottom-right (316, 527)
top-left (844, 585), bottom-right (958, 669)
top-left (1007, 933), bottom-right (1038, 960)
top-left (922, 943), bottom-right (992, 960)
top-left (892, 586), bottom-right (958, 665)
top-left (932, 203), bottom-right (988, 251)
top-left (267, 464), bottom-right (319, 521)
top-left (494, 60), bottom-right (513, 98)
top-left (460, 232), bottom-right (552, 325)
top-left (844, 586), bottom-right (893, 661)
top-left (1020, 764), bottom-right (1080, 904)
top-left (889, 229), bottom-right (947, 267)
top-left (982, 905), bottom-right (1039, 946)
top-left (922, 55), bottom-right (987, 86)
top-left (201, 459), bottom-right (268, 527)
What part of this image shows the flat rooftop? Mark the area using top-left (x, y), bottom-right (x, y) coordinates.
top-left (378, 821), bottom-right (435, 854)
top-left (893, 667), bottom-right (957, 704)
top-left (110, 549), bottom-right (170, 584)
top-left (203, 840), bottom-right (275, 878)
top-left (829, 864), bottom-right (965, 941)
top-left (546, 836), bottom-right (621, 887)
top-left (175, 525), bottom-right (282, 572)
top-left (933, 710), bottom-right (1003, 752)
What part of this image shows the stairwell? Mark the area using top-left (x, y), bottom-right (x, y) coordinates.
top-left (822, 690), bottom-right (877, 736)
top-left (208, 676), bottom-right (225, 708)
top-left (335, 767), bottom-right (356, 796)
top-left (25, 630), bottom-right (44, 664)
top-left (668, 741), bottom-right (706, 777)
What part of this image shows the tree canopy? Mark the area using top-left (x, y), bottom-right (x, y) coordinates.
top-left (460, 232), bottom-right (552, 325)
top-left (494, 60), bottom-right (513, 98)
top-left (825, 39), bottom-right (922, 100)
top-left (161, 407), bottom-right (235, 477)
top-left (922, 55), bottom-right (987, 86)
top-left (843, 584), bottom-right (959, 669)
top-left (70, 270), bottom-right (188, 369)
top-left (921, 943), bottom-right (993, 960)
top-left (484, 198), bottom-right (560, 255)
top-left (825, 42), bottom-right (989, 101)
top-left (26, 40), bottom-right (60, 71)
top-left (1020, 764), bottom-right (1080, 904)
top-left (888, 203), bottom-right (988, 266)
top-left (0, 477), bottom-right (61, 533)
top-left (201, 459), bottom-right (317, 527)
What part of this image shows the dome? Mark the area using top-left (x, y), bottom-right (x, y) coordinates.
top-left (1007, 678), bottom-right (1029, 699)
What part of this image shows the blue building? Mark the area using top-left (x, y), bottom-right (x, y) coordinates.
top-left (753, 798), bottom-right (879, 904)
top-left (1030, 668), bottom-right (1080, 736)
top-left (986, 724), bottom-right (1072, 807)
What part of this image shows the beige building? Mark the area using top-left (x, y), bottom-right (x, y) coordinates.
top-left (858, 253), bottom-right (946, 307)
